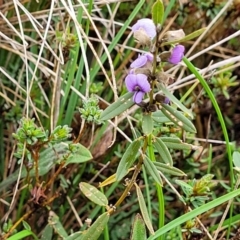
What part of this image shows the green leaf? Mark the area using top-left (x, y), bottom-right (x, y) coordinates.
top-left (152, 0), bottom-right (164, 25)
top-left (0, 142), bottom-right (72, 192)
top-left (100, 92), bottom-right (134, 121)
top-left (7, 230), bottom-right (38, 240)
top-left (158, 83), bottom-right (193, 118)
top-left (152, 110), bottom-right (170, 123)
top-left (116, 139), bottom-right (142, 181)
top-left (160, 137), bottom-right (194, 150)
top-left (161, 104), bottom-right (196, 133)
top-left (153, 138), bottom-right (173, 166)
top-left (80, 182), bottom-right (108, 206)
top-left (131, 214), bottom-right (147, 240)
top-left (81, 212), bottom-right (109, 240)
top-left (143, 157), bottom-right (162, 186)
top-left (99, 168), bottom-right (135, 187)
top-left (135, 184), bottom-right (155, 235)
top-left (142, 113), bottom-right (153, 135)
top-left (22, 221), bottom-right (31, 231)
top-left (162, 28), bottom-right (206, 46)
top-left (48, 211), bottom-right (68, 238)
top-left (233, 151), bottom-right (240, 168)
top-left (154, 162), bottom-right (186, 176)
top-left (65, 231), bottom-right (82, 240)
top-left (64, 143), bottom-right (92, 166)
top-left (175, 180), bottom-right (193, 192)
top-left (147, 188), bottom-right (240, 240)
top-left (41, 224), bottom-right (53, 240)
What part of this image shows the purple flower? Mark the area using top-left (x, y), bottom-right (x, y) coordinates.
top-left (130, 53), bottom-right (153, 68)
top-left (164, 97), bottom-right (170, 104)
top-left (125, 74), bottom-right (151, 104)
top-left (168, 45), bottom-right (185, 64)
top-left (132, 18), bottom-right (156, 39)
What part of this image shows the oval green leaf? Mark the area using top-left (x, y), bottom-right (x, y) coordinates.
top-left (143, 157), bottom-right (162, 186)
top-left (0, 142), bottom-right (75, 192)
top-left (142, 113), bottom-right (153, 135)
top-left (152, 0), bottom-right (164, 25)
top-left (81, 212), bottom-right (109, 240)
top-left (135, 184), bottom-right (155, 235)
top-left (152, 110), bottom-right (170, 123)
top-left (100, 92), bottom-right (134, 121)
top-left (116, 139), bottom-right (142, 181)
top-left (160, 137), bottom-right (194, 150)
top-left (153, 138), bottom-right (173, 166)
top-left (99, 168), bottom-right (135, 187)
top-left (162, 28), bottom-right (206, 46)
top-left (65, 231), bottom-right (82, 240)
top-left (131, 214), bottom-right (147, 240)
top-left (41, 224), bottom-right (53, 240)
top-left (80, 182), bottom-right (108, 206)
top-left (48, 211), bottom-right (68, 238)
top-left (161, 104), bottom-right (196, 133)
top-left (158, 83), bottom-right (193, 118)
top-left (8, 230), bottom-right (38, 240)
top-left (154, 162), bottom-right (186, 176)
top-left (233, 151), bottom-right (240, 168)
top-left (64, 143), bottom-right (92, 166)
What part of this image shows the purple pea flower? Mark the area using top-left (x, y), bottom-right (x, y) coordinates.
top-left (125, 73), bottom-right (151, 104)
top-left (132, 18), bottom-right (156, 39)
top-left (164, 97), bottom-right (170, 105)
top-left (168, 45), bottom-right (185, 64)
top-left (130, 53), bottom-right (153, 68)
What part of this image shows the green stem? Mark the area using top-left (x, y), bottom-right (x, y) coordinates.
top-left (148, 134), bottom-right (165, 240)
top-left (156, 185), bottom-right (165, 240)
top-left (112, 137), bottom-right (148, 212)
top-left (142, 166), bottom-right (152, 220)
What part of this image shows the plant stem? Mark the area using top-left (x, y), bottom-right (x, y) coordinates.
top-left (109, 137), bottom-right (148, 214)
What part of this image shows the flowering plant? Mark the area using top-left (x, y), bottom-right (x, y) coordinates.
top-left (92, 0), bottom-right (214, 239)
top-left (83, 0), bottom-right (214, 238)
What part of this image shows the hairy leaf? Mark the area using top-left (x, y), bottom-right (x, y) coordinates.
top-left (116, 139), bottom-right (142, 181)
top-left (80, 182), bottom-right (108, 206)
top-left (153, 138), bottom-right (173, 166)
top-left (142, 113), bottom-right (153, 135)
top-left (154, 162), bottom-right (186, 176)
top-left (135, 184), bottom-right (155, 235)
top-left (158, 83), bottom-right (193, 118)
top-left (64, 143), bottom-right (92, 166)
top-left (100, 92), bottom-right (134, 121)
top-left (81, 212), bottom-right (109, 240)
top-left (131, 214), bottom-right (147, 240)
top-left (161, 104), bottom-right (196, 133)
top-left (144, 158), bottom-right (162, 186)
top-left (152, 0), bottom-right (164, 25)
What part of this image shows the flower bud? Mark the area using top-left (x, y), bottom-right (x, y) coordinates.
top-left (162, 29), bottom-right (185, 42)
top-left (130, 53), bottom-right (153, 70)
top-left (133, 29), bottom-right (151, 46)
top-left (158, 51), bottom-right (171, 62)
top-left (148, 104), bottom-right (158, 112)
top-left (155, 94), bottom-right (165, 103)
top-left (132, 18), bottom-right (156, 46)
top-left (168, 45), bottom-right (185, 65)
top-left (133, 68), bottom-right (151, 77)
top-left (155, 72), bottom-right (174, 85)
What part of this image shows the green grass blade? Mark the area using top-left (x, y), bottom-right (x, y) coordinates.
top-left (183, 56), bottom-right (234, 238)
top-left (147, 187), bottom-right (240, 239)
top-left (183, 57), bottom-right (233, 188)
